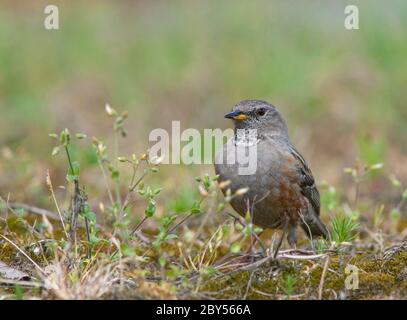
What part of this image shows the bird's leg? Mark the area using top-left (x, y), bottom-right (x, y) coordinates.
top-left (246, 230), bottom-right (265, 254)
top-left (273, 220), bottom-right (288, 259)
top-left (287, 226), bottom-right (297, 250)
top-left (244, 198), bottom-right (267, 255)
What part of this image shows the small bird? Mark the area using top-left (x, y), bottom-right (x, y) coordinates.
top-left (215, 100), bottom-right (329, 254)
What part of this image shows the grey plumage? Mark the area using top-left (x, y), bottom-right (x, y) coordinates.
top-left (215, 100), bottom-right (329, 247)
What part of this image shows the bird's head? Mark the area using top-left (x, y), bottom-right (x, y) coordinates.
top-left (224, 100), bottom-right (288, 137)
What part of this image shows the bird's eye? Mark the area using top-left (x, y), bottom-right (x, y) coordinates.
top-left (257, 108), bottom-right (266, 116)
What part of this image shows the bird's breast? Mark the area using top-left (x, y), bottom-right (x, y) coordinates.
top-left (214, 138), bottom-right (306, 229)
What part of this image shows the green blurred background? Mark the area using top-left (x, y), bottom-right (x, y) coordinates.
top-left (0, 0), bottom-right (406, 205)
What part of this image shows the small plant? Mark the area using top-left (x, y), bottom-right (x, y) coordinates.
top-left (330, 215), bottom-right (359, 244)
top-left (281, 274), bottom-right (297, 299)
top-left (49, 129), bottom-right (92, 252)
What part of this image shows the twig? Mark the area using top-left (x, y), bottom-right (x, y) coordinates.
top-left (168, 213), bottom-right (193, 234)
top-left (7, 203), bottom-right (60, 221)
top-left (130, 216), bottom-right (148, 236)
top-left (318, 245), bottom-right (334, 300)
top-left (223, 254), bottom-right (275, 275)
top-left (98, 162), bottom-right (115, 206)
top-left (0, 278), bottom-right (44, 288)
top-left (46, 170), bottom-right (68, 239)
top-left (273, 220), bottom-right (288, 259)
top-left (243, 271), bottom-right (255, 300)
top-left (84, 218), bottom-right (91, 259)
top-left (251, 288), bottom-right (276, 298)
top-left (115, 166), bottom-right (149, 236)
top-left (214, 249), bottom-right (327, 280)
top-left (278, 251), bottom-right (327, 260)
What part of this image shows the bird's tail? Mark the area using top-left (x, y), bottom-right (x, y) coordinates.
top-left (300, 210), bottom-right (329, 240)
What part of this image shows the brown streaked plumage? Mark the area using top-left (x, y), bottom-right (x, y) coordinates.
top-left (215, 100), bottom-right (329, 253)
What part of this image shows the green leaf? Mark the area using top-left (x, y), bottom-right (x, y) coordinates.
top-left (82, 210), bottom-right (96, 223)
top-left (145, 186), bottom-right (153, 198)
top-left (217, 203), bottom-right (225, 212)
top-left (191, 201), bottom-right (201, 214)
top-left (105, 103), bottom-right (117, 117)
top-left (254, 227), bottom-right (263, 234)
top-left (389, 175), bottom-right (401, 188)
top-left (15, 208), bottom-right (26, 217)
top-left (75, 133), bottom-right (87, 140)
top-left (14, 285), bottom-right (24, 300)
top-left (163, 234), bottom-right (178, 241)
top-left (67, 161), bottom-right (80, 182)
top-left (51, 146), bottom-right (60, 156)
top-left (48, 133), bottom-right (58, 139)
top-left (89, 233), bottom-right (100, 246)
top-left (203, 175), bottom-right (211, 189)
top-left (60, 128), bottom-right (71, 147)
top-left (202, 266), bottom-right (217, 276)
top-left (161, 215), bottom-right (177, 228)
top-left (110, 169), bottom-right (119, 181)
top-left (230, 243), bottom-right (241, 253)
top-left (154, 187), bottom-right (163, 195)
top-left (158, 256), bottom-right (167, 267)
top-left (369, 163), bottom-right (383, 171)
top-left (145, 199), bottom-right (156, 217)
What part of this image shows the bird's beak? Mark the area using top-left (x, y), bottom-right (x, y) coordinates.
top-left (224, 110), bottom-right (248, 121)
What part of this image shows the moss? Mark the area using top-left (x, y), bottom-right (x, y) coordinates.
top-left (196, 248), bottom-right (406, 300)
top-left (0, 242), bottom-right (16, 264)
top-left (381, 252), bottom-right (407, 276)
top-left (361, 272), bottom-right (394, 290)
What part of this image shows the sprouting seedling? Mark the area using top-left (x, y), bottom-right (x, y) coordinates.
top-left (282, 274), bottom-right (297, 298)
top-left (330, 215), bottom-right (359, 244)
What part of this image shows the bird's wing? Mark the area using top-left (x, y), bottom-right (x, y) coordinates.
top-left (288, 144), bottom-right (321, 216)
